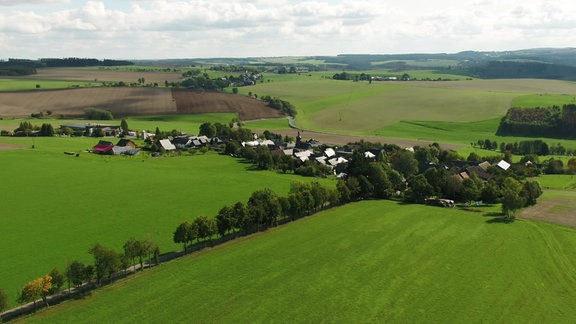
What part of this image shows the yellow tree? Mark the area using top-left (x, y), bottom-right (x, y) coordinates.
top-left (18, 274), bottom-right (52, 308)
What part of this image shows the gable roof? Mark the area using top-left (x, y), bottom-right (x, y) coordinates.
top-left (92, 140), bottom-right (114, 154)
top-left (159, 139), bottom-right (176, 151)
top-left (496, 160), bottom-right (511, 170)
top-left (116, 139), bottom-right (137, 148)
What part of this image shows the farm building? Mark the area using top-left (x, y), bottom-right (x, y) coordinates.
top-left (116, 139), bottom-right (137, 149)
top-left (159, 139), bottom-right (176, 151)
top-left (61, 123), bottom-right (121, 137)
top-left (92, 140), bottom-right (114, 154)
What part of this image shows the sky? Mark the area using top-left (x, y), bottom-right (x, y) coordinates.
top-left (1, 0), bottom-right (575, 60)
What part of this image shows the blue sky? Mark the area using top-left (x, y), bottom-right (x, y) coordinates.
top-left (1, 0), bottom-right (575, 59)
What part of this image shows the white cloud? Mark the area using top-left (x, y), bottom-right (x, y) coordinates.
top-left (0, 0), bottom-right (69, 6)
top-left (0, 0), bottom-right (576, 59)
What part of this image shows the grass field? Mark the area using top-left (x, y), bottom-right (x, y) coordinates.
top-left (20, 200), bottom-right (576, 323)
top-left (511, 93), bottom-right (576, 107)
top-left (0, 136), bottom-right (333, 308)
top-left (242, 74), bottom-right (576, 149)
top-left (0, 78), bottom-right (100, 92)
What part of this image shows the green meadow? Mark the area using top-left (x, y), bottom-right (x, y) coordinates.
top-left (241, 73), bottom-right (576, 151)
top-left (0, 78), bottom-right (99, 92)
top-left (0, 114), bottom-right (237, 136)
top-left (0, 136), bottom-right (333, 308)
top-left (22, 200), bottom-right (576, 323)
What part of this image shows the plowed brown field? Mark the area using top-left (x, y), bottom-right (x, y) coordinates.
top-left (172, 89), bottom-right (283, 120)
top-left (0, 87), bottom-right (283, 120)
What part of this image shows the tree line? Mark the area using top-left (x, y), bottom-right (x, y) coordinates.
top-left (1, 237), bottom-right (160, 313)
top-left (39, 58), bottom-right (134, 68)
top-left (473, 138), bottom-right (576, 157)
top-left (174, 181), bottom-right (340, 252)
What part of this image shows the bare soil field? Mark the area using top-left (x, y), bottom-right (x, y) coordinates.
top-left (172, 89), bottom-right (284, 120)
top-left (519, 190), bottom-right (576, 228)
top-left (0, 87), bottom-right (284, 120)
top-left (28, 68), bottom-right (183, 84)
top-left (0, 87), bottom-right (177, 118)
top-left (0, 143), bottom-right (23, 151)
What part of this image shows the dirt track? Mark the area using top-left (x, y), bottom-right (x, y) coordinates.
top-left (0, 143), bottom-right (24, 151)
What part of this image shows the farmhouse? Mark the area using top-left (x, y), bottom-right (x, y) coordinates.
top-left (159, 139), bottom-right (176, 151)
top-left (92, 140), bottom-right (114, 154)
top-left (61, 123), bottom-right (121, 137)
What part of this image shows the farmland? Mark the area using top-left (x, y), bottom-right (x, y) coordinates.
top-left (21, 200), bottom-right (576, 323)
top-left (2, 63), bottom-right (576, 321)
top-left (0, 136), bottom-right (333, 308)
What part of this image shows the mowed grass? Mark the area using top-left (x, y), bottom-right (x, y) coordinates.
top-left (0, 136), bottom-right (333, 308)
top-left (22, 200), bottom-right (576, 323)
top-left (511, 93), bottom-right (576, 107)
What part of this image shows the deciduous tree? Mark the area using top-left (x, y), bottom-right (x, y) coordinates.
top-left (173, 221), bottom-right (192, 251)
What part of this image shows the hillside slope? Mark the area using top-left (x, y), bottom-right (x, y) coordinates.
top-left (25, 200), bottom-right (576, 323)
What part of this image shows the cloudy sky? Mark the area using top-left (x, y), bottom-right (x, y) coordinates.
top-left (1, 0), bottom-right (575, 59)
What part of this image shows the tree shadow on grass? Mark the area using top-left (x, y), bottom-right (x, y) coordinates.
top-left (485, 212), bottom-right (515, 224)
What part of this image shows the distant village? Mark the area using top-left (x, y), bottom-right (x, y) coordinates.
top-left (64, 121), bottom-right (532, 211)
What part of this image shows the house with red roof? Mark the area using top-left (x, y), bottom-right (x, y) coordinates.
top-left (92, 140), bottom-right (114, 154)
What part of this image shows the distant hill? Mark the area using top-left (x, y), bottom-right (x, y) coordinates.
top-left (134, 48), bottom-right (576, 81)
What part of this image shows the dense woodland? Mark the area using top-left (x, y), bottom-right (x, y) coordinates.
top-left (497, 104), bottom-right (576, 138)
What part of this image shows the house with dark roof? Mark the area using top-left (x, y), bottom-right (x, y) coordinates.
top-left (116, 139), bottom-right (137, 149)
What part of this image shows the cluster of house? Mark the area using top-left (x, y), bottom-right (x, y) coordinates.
top-left (61, 123), bottom-right (126, 137)
top-left (92, 139), bottom-right (141, 155)
top-left (91, 132), bottom-right (220, 155)
top-left (451, 159), bottom-right (511, 181)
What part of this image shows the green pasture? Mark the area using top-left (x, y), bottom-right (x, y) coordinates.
top-left (0, 78), bottom-right (100, 92)
top-left (536, 174), bottom-right (576, 190)
top-left (242, 74), bottom-right (576, 147)
top-left (0, 113), bottom-right (238, 136)
top-left (0, 136), bottom-right (333, 308)
top-left (244, 117), bottom-right (291, 131)
top-left (22, 200), bottom-right (576, 323)
top-left (511, 93), bottom-right (576, 108)
top-left (253, 80), bottom-right (516, 135)
top-left (127, 113), bottom-right (237, 134)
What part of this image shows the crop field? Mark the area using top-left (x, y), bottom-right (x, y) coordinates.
top-left (0, 137), bottom-right (334, 308)
top-left (0, 87), bottom-right (281, 121)
top-left (0, 87), bottom-right (177, 118)
top-left (22, 200), bottom-right (576, 323)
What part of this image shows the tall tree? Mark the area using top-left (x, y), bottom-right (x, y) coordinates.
top-left (520, 180), bottom-right (542, 206)
top-left (66, 260), bottom-right (87, 292)
top-left (89, 244), bottom-right (122, 284)
top-left (216, 205), bottom-right (233, 237)
top-left (390, 150), bottom-right (419, 178)
top-left (48, 268), bottom-right (64, 294)
top-left (199, 122), bottom-right (217, 137)
top-left (120, 118), bottom-right (129, 134)
top-left (501, 177), bottom-right (526, 222)
top-left (173, 221), bottom-right (192, 251)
